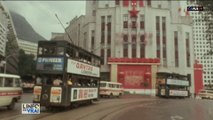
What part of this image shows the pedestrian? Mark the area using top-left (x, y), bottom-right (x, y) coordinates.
top-left (53, 77), bottom-right (63, 85)
top-left (36, 76), bottom-right (42, 85)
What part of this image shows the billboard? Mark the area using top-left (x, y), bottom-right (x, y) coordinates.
top-left (36, 57), bottom-right (64, 71)
top-left (71, 88), bottom-right (98, 102)
top-left (67, 59), bottom-right (100, 77)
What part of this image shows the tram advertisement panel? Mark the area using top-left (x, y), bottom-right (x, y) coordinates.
top-left (71, 88), bottom-right (98, 102)
top-left (169, 90), bottom-right (188, 97)
top-left (167, 79), bottom-right (189, 86)
top-left (36, 57), bottom-right (64, 71)
top-left (67, 59), bottom-right (100, 77)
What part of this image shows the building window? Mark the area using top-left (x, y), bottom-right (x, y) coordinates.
top-left (92, 10), bottom-right (96, 16)
top-left (132, 44), bottom-right (136, 58)
top-left (107, 49), bottom-right (111, 58)
top-left (115, 0), bottom-right (120, 5)
top-left (123, 14), bottom-right (128, 29)
top-left (132, 21), bottom-right (136, 29)
top-left (140, 35), bottom-right (145, 58)
top-left (101, 49), bottom-right (104, 64)
top-left (156, 16), bottom-right (160, 58)
top-left (107, 16), bottom-right (112, 44)
top-left (101, 16), bottom-right (105, 45)
top-left (174, 31), bottom-right (179, 67)
top-left (132, 35), bottom-right (136, 58)
top-left (91, 30), bottom-right (95, 50)
top-left (140, 15), bottom-right (145, 29)
top-left (123, 34), bottom-right (128, 57)
top-left (186, 32), bottom-right (191, 67)
top-left (162, 17), bottom-right (167, 67)
top-left (147, 0), bottom-right (151, 6)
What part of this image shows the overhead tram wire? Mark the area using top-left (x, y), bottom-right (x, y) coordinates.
top-left (55, 14), bottom-right (74, 44)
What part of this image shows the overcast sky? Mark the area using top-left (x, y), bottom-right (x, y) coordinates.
top-left (3, 1), bottom-right (85, 40)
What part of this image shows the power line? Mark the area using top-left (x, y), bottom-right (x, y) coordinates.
top-left (55, 14), bottom-right (73, 44)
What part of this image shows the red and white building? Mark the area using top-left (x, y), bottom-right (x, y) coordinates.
top-left (55, 0), bottom-right (200, 95)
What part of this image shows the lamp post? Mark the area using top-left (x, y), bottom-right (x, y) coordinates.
top-left (3, 54), bottom-right (15, 74)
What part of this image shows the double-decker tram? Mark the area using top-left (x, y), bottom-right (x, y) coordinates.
top-left (33, 40), bottom-right (101, 109)
top-left (156, 72), bottom-right (190, 98)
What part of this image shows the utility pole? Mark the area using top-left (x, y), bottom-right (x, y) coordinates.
top-left (55, 14), bottom-right (74, 44)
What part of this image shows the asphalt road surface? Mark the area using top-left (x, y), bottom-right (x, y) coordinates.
top-left (0, 93), bottom-right (213, 120)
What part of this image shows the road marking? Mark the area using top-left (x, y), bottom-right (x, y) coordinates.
top-left (171, 115), bottom-right (183, 120)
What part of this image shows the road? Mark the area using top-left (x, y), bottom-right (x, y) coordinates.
top-left (0, 93), bottom-right (213, 120)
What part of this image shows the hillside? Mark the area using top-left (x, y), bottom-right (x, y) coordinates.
top-left (10, 11), bottom-right (46, 43)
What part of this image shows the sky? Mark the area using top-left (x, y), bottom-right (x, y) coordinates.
top-left (3, 1), bottom-right (86, 40)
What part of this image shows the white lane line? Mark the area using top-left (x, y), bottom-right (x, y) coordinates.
top-left (171, 115), bottom-right (184, 120)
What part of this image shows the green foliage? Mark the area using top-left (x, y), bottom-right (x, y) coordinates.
top-left (18, 49), bottom-right (36, 76)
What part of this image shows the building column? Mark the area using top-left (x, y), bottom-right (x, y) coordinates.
top-left (151, 65), bottom-right (157, 96)
top-left (110, 64), bottom-right (118, 82)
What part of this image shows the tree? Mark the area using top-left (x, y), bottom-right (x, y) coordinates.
top-left (193, 0), bottom-right (213, 55)
top-left (18, 49), bottom-right (36, 76)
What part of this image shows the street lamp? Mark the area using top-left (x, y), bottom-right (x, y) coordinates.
top-left (3, 54), bottom-right (16, 74)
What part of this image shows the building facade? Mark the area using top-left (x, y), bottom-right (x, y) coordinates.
top-left (188, 1), bottom-right (213, 88)
top-left (0, 2), bottom-right (9, 60)
top-left (57, 0), bottom-right (195, 95)
top-left (17, 39), bottom-right (38, 57)
top-left (0, 2), bottom-right (19, 74)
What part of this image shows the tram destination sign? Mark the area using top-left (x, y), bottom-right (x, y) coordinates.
top-left (36, 57), bottom-right (64, 71)
top-left (67, 59), bottom-right (100, 77)
top-left (167, 79), bottom-right (189, 86)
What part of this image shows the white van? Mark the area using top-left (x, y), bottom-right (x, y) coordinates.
top-left (198, 89), bottom-right (213, 99)
top-left (0, 74), bottom-right (22, 110)
top-left (99, 81), bottom-right (123, 98)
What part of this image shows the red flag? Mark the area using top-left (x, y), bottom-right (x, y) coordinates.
top-left (123, 0), bottom-right (129, 7)
top-left (139, 0), bottom-right (144, 7)
top-left (131, 0), bottom-right (137, 6)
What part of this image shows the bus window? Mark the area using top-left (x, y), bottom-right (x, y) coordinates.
top-left (14, 78), bottom-right (21, 87)
top-left (0, 77), bottom-right (3, 87)
top-left (4, 78), bottom-right (13, 87)
top-left (100, 83), bottom-right (106, 87)
top-left (116, 85), bottom-right (120, 88)
top-left (109, 84), bottom-right (113, 88)
top-left (57, 47), bottom-right (64, 55)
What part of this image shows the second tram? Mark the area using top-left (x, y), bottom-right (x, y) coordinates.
top-left (156, 72), bottom-right (190, 98)
top-left (33, 40), bottom-right (101, 108)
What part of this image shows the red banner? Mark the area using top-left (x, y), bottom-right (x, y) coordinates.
top-left (117, 65), bottom-right (152, 89)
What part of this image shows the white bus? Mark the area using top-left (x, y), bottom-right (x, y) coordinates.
top-left (0, 74), bottom-right (22, 110)
top-left (99, 81), bottom-right (123, 98)
top-left (198, 89), bottom-right (213, 99)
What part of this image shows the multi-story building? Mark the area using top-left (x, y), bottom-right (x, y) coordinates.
top-left (51, 32), bottom-right (65, 40)
top-left (55, 1), bottom-right (196, 95)
top-left (0, 1), bottom-right (19, 74)
top-left (186, 1), bottom-right (213, 88)
top-left (0, 2), bottom-right (9, 60)
top-left (17, 39), bottom-right (38, 57)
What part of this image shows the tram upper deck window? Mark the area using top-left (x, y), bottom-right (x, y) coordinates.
top-left (38, 46), bottom-right (64, 55)
top-left (0, 78), bottom-right (3, 87)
